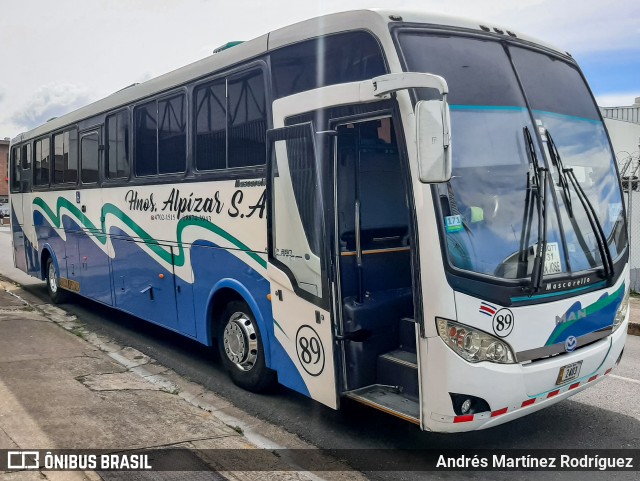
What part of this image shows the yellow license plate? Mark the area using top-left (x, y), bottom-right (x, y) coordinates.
top-left (556, 361), bottom-right (583, 385)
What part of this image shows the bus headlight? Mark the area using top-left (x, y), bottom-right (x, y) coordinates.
top-left (436, 318), bottom-right (516, 364)
top-left (612, 289), bottom-right (630, 333)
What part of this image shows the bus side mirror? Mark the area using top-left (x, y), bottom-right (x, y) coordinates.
top-left (416, 99), bottom-right (452, 183)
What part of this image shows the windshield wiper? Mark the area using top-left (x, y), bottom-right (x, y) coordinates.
top-left (521, 126), bottom-right (548, 292)
top-left (545, 129), bottom-right (614, 281)
top-left (546, 130), bottom-right (574, 217)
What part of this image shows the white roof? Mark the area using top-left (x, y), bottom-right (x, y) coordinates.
top-left (12, 9), bottom-right (566, 144)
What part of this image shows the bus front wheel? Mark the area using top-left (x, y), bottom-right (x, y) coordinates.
top-left (46, 258), bottom-right (68, 304)
top-left (217, 301), bottom-right (275, 392)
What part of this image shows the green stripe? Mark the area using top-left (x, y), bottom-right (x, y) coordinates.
top-left (450, 105), bottom-right (527, 112)
top-left (273, 318), bottom-right (289, 340)
top-left (33, 196), bottom-right (267, 269)
top-left (532, 109), bottom-right (602, 125)
top-left (546, 283), bottom-right (625, 345)
top-left (583, 283), bottom-right (625, 316)
top-left (511, 281), bottom-right (606, 303)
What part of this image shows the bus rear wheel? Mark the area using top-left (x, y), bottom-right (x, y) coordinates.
top-left (46, 257), bottom-right (69, 304)
top-left (218, 301), bottom-right (275, 392)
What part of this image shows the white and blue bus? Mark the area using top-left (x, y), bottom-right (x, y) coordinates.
top-left (9, 10), bottom-right (630, 432)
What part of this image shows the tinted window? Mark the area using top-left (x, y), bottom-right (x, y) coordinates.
top-left (53, 133), bottom-right (65, 183)
top-left (228, 70), bottom-right (266, 168)
top-left (398, 33), bottom-right (526, 107)
top-left (158, 95), bottom-right (186, 174)
top-left (10, 147), bottom-right (20, 193)
top-left (134, 101), bottom-right (158, 176)
top-left (194, 80), bottom-right (227, 170)
top-left (509, 47), bottom-right (599, 119)
top-left (34, 137), bottom-right (50, 186)
top-left (68, 130), bottom-right (78, 183)
top-left (135, 95), bottom-right (186, 176)
top-left (194, 70), bottom-right (267, 171)
top-left (21, 143), bottom-right (31, 170)
top-left (81, 133), bottom-right (99, 184)
top-left (269, 123), bottom-right (325, 299)
top-left (21, 144), bottom-right (32, 193)
top-left (271, 31), bottom-right (386, 99)
top-left (107, 110), bottom-right (130, 179)
top-left (53, 129), bottom-right (78, 184)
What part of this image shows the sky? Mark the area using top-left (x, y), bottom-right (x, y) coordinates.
top-left (0, 0), bottom-right (638, 139)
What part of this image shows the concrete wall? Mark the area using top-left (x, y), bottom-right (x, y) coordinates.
top-left (605, 118), bottom-right (640, 157)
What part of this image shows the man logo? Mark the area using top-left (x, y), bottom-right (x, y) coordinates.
top-left (565, 336), bottom-right (578, 353)
top-left (7, 451), bottom-right (39, 469)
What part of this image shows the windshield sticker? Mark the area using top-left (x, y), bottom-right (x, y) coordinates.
top-left (543, 242), bottom-right (562, 275)
top-left (445, 215), bottom-right (463, 233)
top-left (469, 206), bottom-right (484, 223)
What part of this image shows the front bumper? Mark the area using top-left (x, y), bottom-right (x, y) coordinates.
top-left (421, 317), bottom-right (628, 432)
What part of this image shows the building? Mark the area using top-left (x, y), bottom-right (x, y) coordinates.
top-left (0, 138), bottom-right (9, 202)
top-left (601, 98), bottom-right (640, 292)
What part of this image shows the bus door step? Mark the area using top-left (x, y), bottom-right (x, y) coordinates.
top-left (377, 349), bottom-right (419, 398)
top-left (344, 384), bottom-right (419, 425)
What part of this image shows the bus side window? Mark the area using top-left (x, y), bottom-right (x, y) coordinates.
top-left (227, 69), bottom-right (266, 168)
top-left (106, 110), bottom-right (130, 179)
top-left (158, 95), bottom-right (186, 174)
top-left (194, 69), bottom-right (266, 171)
top-left (21, 143), bottom-right (31, 170)
top-left (10, 147), bottom-right (21, 193)
top-left (134, 94), bottom-right (186, 177)
top-left (53, 129), bottom-right (78, 185)
top-left (194, 80), bottom-right (226, 171)
top-left (81, 133), bottom-right (100, 184)
top-left (21, 144), bottom-right (32, 193)
top-left (134, 101), bottom-right (158, 177)
top-left (270, 31), bottom-right (387, 99)
top-left (34, 138), bottom-right (51, 187)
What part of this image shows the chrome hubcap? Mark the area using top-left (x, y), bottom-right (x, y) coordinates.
top-left (223, 312), bottom-right (258, 371)
top-left (48, 263), bottom-right (58, 293)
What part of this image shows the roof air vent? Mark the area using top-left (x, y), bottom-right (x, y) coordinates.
top-left (507, 30), bottom-right (517, 37)
top-left (389, 14), bottom-right (403, 21)
top-left (479, 25), bottom-right (491, 32)
top-left (213, 41), bottom-right (244, 54)
top-left (493, 28), bottom-right (504, 34)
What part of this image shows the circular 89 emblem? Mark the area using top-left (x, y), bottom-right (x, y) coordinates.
top-left (492, 308), bottom-right (514, 337)
top-left (295, 325), bottom-right (325, 377)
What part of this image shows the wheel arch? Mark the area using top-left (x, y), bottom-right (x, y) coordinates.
top-left (40, 244), bottom-right (59, 281)
top-left (205, 279), bottom-right (272, 367)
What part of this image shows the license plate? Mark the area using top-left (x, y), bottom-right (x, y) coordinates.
top-left (556, 361), bottom-right (583, 385)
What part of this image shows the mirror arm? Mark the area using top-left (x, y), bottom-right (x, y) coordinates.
top-left (370, 73), bottom-right (449, 98)
top-left (442, 93), bottom-right (451, 148)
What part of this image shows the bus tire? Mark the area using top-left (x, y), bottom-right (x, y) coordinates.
top-left (46, 257), bottom-right (69, 304)
top-left (218, 300), bottom-right (275, 392)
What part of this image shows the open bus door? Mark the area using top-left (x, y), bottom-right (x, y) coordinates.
top-left (266, 123), bottom-right (339, 409)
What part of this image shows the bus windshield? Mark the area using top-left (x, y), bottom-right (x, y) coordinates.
top-left (396, 31), bottom-right (628, 281)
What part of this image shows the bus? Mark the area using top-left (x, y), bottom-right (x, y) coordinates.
top-left (9, 9), bottom-right (630, 432)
